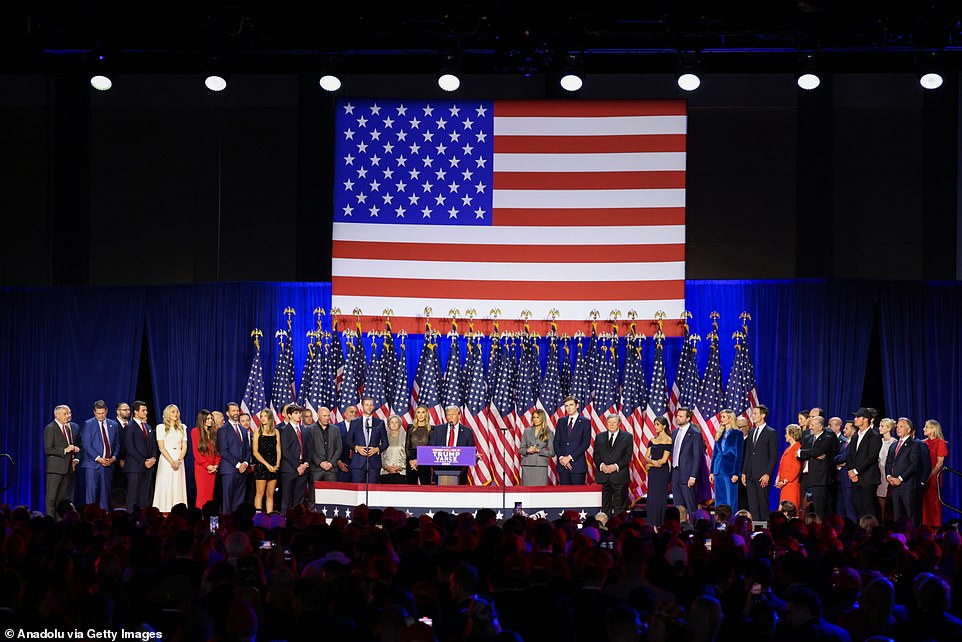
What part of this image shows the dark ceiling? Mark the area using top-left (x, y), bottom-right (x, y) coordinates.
top-left (3, 2), bottom-right (962, 75)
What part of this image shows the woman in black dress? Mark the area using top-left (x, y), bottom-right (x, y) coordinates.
top-left (645, 415), bottom-right (673, 528)
top-left (406, 405), bottom-right (433, 484)
top-left (252, 409), bottom-right (281, 513)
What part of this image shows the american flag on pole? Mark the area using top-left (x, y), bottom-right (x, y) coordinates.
top-left (490, 340), bottom-right (520, 485)
top-left (669, 322), bottom-right (698, 418)
top-left (741, 315), bottom-right (761, 411)
top-left (725, 332), bottom-right (756, 420)
top-left (622, 335), bottom-right (649, 499)
top-left (412, 337), bottom-right (444, 425)
top-left (696, 330), bottom-right (724, 461)
top-left (330, 325), bottom-right (346, 422)
top-left (570, 336), bottom-right (590, 413)
top-left (331, 99), bottom-right (686, 334)
top-left (587, 339), bottom-right (620, 485)
top-left (513, 336), bottom-right (539, 482)
top-left (241, 343), bottom-right (267, 428)
top-left (298, 335), bottom-right (319, 417)
top-left (364, 336), bottom-right (389, 420)
top-left (270, 330), bottom-right (296, 423)
top-left (463, 336), bottom-right (493, 486)
top-left (337, 337), bottom-right (361, 418)
top-left (316, 337), bottom-right (336, 413)
top-left (560, 340), bottom-right (573, 399)
top-left (538, 338), bottom-right (564, 485)
top-left (643, 340), bottom-right (669, 454)
top-left (381, 328), bottom-right (398, 412)
top-left (391, 336), bottom-right (410, 421)
top-left (441, 334), bottom-right (463, 410)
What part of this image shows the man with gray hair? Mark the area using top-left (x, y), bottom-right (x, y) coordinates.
top-left (429, 405), bottom-right (476, 484)
top-left (44, 404), bottom-right (80, 518)
top-left (310, 406), bottom-right (342, 485)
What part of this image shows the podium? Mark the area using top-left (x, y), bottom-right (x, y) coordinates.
top-left (417, 446), bottom-right (477, 486)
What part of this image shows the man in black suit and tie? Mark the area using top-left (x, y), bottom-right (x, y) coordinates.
top-left (670, 407), bottom-right (703, 514)
top-left (348, 397), bottom-right (389, 483)
top-left (593, 414), bottom-right (632, 517)
top-left (279, 404), bottom-right (313, 511)
top-left (217, 402), bottom-right (251, 514)
top-left (429, 406), bottom-right (476, 484)
top-left (553, 396), bottom-right (591, 485)
top-left (123, 400), bottom-right (158, 512)
top-left (44, 404), bottom-right (80, 519)
top-left (796, 415), bottom-right (839, 521)
top-left (113, 401), bottom-right (131, 491)
top-left (846, 407), bottom-right (883, 520)
top-left (885, 416), bottom-right (922, 525)
top-left (741, 404), bottom-right (778, 522)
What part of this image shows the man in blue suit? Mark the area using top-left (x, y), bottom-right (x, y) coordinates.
top-left (217, 401), bottom-right (251, 514)
top-left (886, 417), bottom-right (922, 525)
top-left (279, 404), bottom-right (313, 511)
top-left (553, 396), bottom-right (591, 485)
top-left (429, 406), bottom-right (476, 484)
top-left (123, 400), bottom-right (157, 512)
top-left (80, 400), bottom-right (119, 510)
top-left (347, 397), bottom-right (388, 483)
top-left (670, 406), bottom-right (703, 514)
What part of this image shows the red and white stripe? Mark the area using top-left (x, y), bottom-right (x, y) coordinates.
top-left (624, 406), bottom-right (649, 500)
top-left (464, 407), bottom-right (493, 486)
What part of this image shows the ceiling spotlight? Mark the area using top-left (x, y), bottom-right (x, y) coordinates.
top-left (677, 72), bottom-right (701, 92)
top-left (560, 72), bottom-right (583, 92)
top-left (90, 75), bottom-right (112, 91)
top-left (438, 71), bottom-right (461, 92)
top-left (319, 74), bottom-right (342, 92)
top-left (797, 72), bottom-right (821, 91)
top-left (920, 72), bottom-right (943, 90)
top-left (205, 74), bottom-right (228, 92)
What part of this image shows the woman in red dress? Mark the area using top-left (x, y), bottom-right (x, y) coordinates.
top-left (922, 419), bottom-right (949, 528)
top-left (191, 409), bottom-right (220, 509)
top-left (775, 423), bottom-right (802, 512)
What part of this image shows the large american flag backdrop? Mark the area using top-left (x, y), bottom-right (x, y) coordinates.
top-left (332, 99), bottom-right (686, 333)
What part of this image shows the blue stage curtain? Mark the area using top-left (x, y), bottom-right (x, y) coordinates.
top-left (686, 280), bottom-right (875, 431)
top-left (879, 282), bottom-right (962, 513)
top-left (145, 282), bottom-right (331, 502)
top-left (0, 287), bottom-right (145, 509)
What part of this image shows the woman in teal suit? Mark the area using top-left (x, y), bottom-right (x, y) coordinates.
top-left (710, 408), bottom-right (744, 513)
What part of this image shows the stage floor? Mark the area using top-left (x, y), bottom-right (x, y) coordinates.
top-left (313, 482), bottom-right (602, 519)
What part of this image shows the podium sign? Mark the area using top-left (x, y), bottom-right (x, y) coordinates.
top-left (417, 446), bottom-right (477, 486)
top-left (416, 446), bottom-right (477, 467)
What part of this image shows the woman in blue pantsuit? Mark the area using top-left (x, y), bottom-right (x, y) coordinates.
top-left (710, 408), bottom-right (744, 513)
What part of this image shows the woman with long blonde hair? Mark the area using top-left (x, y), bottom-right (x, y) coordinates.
top-left (520, 408), bottom-right (555, 485)
top-left (406, 405), bottom-right (433, 484)
top-left (152, 404), bottom-right (188, 512)
top-left (253, 409), bottom-right (281, 513)
top-left (710, 409), bottom-right (744, 512)
top-left (922, 419), bottom-right (949, 527)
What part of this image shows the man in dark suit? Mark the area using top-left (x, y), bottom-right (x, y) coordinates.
top-left (347, 397), bottom-right (388, 483)
top-left (113, 401), bottom-right (131, 491)
top-left (44, 404), bottom-right (80, 518)
top-left (79, 400), bottom-right (120, 510)
top-left (279, 404), bottom-right (313, 511)
top-left (217, 401), bottom-right (251, 514)
top-left (123, 400), bottom-right (158, 512)
top-left (335, 405), bottom-right (358, 482)
top-left (310, 406), bottom-right (342, 483)
top-left (796, 415), bottom-right (839, 521)
top-left (593, 414), bottom-right (632, 517)
top-left (741, 404), bottom-right (778, 522)
top-left (429, 405), bottom-right (477, 484)
top-left (886, 417), bottom-right (922, 525)
top-left (670, 407), bottom-right (703, 514)
top-left (553, 396), bottom-right (591, 485)
top-left (846, 407), bottom-right (883, 520)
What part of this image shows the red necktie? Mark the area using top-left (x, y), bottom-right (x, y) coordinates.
top-left (234, 422), bottom-right (243, 444)
top-left (295, 424), bottom-right (303, 458)
top-left (100, 421), bottom-right (111, 459)
top-left (140, 421), bottom-right (148, 439)
top-left (61, 423), bottom-right (70, 444)
top-left (448, 425), bottom-right (455, 447)
top-left (895, 439), bottom-right (904, 458)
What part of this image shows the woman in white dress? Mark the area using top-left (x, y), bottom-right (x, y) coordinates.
top-left (153, 403), bottom-right (188, 512)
